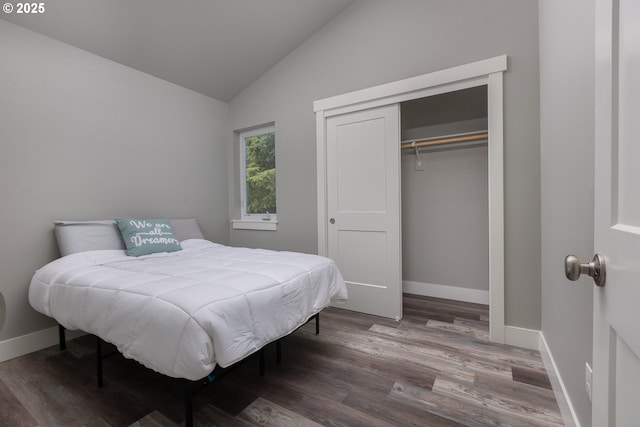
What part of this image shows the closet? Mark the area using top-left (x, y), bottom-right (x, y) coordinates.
top-left (400, 87), bottom-right (489, 305)
top-left (314, 56), bottom-right (506, 342)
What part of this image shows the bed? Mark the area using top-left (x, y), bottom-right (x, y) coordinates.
top-left (28, 218), bottom-right (347, 425)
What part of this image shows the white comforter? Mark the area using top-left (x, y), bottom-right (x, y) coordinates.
top-left (29, 239), bottom-right (347, 380)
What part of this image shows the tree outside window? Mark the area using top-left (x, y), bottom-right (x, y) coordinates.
top-left (240, 126), bottom-right (276, 220)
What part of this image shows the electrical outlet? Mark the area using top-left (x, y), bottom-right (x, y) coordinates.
top-left (585, 362), bottom-right (593, 401)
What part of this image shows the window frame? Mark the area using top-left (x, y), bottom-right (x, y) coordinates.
top-left (237, 125), bottom-right (277, 227)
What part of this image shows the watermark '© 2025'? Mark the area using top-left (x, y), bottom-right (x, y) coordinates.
top-left (3, 2), bottom-right (46, 14)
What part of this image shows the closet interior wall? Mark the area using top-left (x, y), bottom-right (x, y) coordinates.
top-left (401, 86), bottom-right (489, 303)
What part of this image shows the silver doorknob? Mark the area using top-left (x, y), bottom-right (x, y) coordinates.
top-left (329, 218), bottom-right (335, 224)
top-left (564, 254), bottom-right (606, 287)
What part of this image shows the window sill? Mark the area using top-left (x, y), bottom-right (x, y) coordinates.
top-left (231, 219), bottom-right (278, 231)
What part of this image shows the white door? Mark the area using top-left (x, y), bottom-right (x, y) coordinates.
top-left (325, 104), bottom-right (402, 320)
top-left (592, 0), bottom-right (640, 424)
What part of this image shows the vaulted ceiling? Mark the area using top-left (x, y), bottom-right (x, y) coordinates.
top-left (2, 0), bottom-right (355, 101)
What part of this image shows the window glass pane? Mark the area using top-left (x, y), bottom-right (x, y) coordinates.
top-left (243, 130), bottom-right (276, 215)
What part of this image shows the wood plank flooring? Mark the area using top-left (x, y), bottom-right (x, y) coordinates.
top-left (0, 294), bottom-right (563, 426)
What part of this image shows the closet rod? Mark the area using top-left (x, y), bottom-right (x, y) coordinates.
top-left (400, 132), bottom-right (488, 150)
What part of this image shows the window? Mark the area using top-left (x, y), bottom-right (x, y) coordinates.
top-left (234, 125), bottom-right (277, 230)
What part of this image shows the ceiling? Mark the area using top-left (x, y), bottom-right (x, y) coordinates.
top-left (2, 0), bottom-right (355, 102)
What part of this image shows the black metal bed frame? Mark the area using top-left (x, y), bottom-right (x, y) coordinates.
top-left (57, 313), bottom-right (320, 427)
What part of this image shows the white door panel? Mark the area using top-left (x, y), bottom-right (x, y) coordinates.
top-left (617, 0), bottom-right (640, 227)
top-left (337, 230), bottom-right (387, 287)
top-left (335, 118), bottom-right (388, 213)
top-left (326, 104), bottom-right (402, 320)
top-left (613, 338), bottom-right (640, 427)
top-left (593, 0), bottom-right (640, 424)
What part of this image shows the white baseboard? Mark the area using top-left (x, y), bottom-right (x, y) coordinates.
top-left (504, 325), bottom-right (540, 350)
top-left (403, 280), bottom-right (489, 305)
top-left (539, 332), bottom-right (580, 427)
top-left (0, 326), bottom-right (84, 362)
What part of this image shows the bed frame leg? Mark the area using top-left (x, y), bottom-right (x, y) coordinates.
top-left (315, 313), bottom-right (320, 335)
top-left (183, 380), bottom-right (194, 427)
top-left (96, 336), bottom-right (104, 388)
top-left (276, 339), bottom-right (282, 364)
top-left (58, 324), bottom-right (66, 351)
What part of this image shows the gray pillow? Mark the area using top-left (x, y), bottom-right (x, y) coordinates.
top-left (169, 218), bottom-right (205, 241)
top-left (54, 220), bottom-right (125, 256)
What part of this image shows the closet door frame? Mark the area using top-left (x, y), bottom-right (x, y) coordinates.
top-left (314, 55), bottom-right (507, 343)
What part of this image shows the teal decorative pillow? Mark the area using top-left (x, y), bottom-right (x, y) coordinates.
top-left (115, 218), bottom-right (182, 256)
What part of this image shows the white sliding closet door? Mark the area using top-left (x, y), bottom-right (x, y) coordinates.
top-left (326, 104), bottom-right (402, 320)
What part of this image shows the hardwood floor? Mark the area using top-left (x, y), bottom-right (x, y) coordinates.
top-left (0, 295), bottom-right (563, 426)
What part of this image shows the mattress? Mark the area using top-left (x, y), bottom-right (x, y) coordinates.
top-left (29, 239), bottom-right (347, 380)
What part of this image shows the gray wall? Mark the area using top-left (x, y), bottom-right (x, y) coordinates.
top-left (539, 1), bottom-right (594, 426)
top-left (402, 147), bottom-right (488, 291)
top-left (228, 0), bottom-right (541, 329)
top-left (0, 20), bottom-right (229, 341)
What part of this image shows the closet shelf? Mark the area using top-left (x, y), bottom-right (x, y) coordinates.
top-left (401, 131), bottom-right (488, 150)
